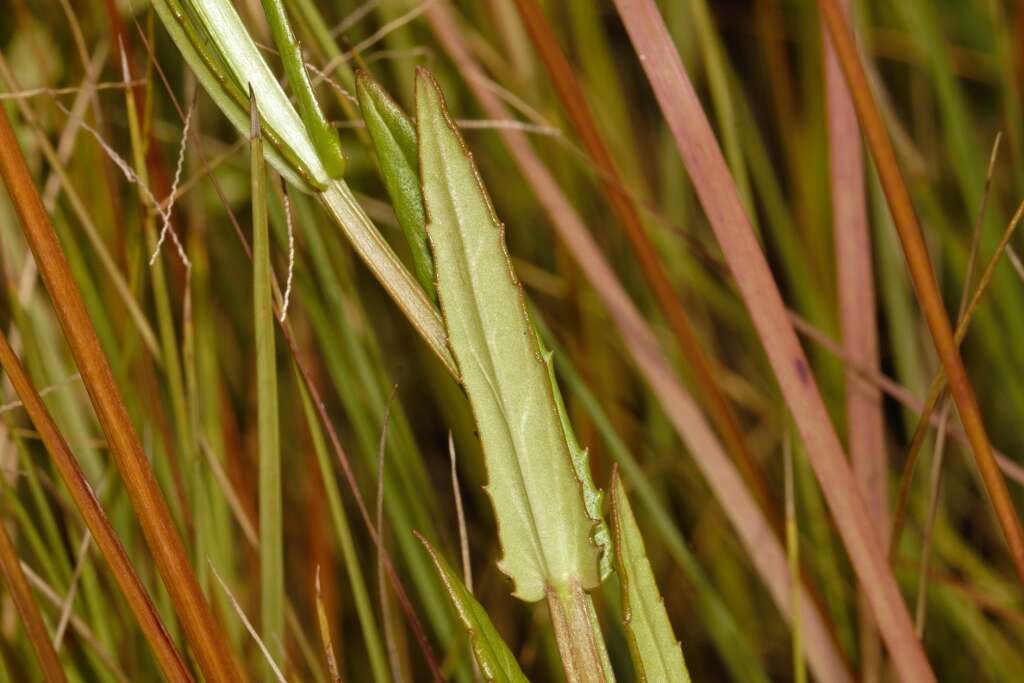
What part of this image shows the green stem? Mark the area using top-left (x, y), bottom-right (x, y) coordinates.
top-left (546, 582), bottom-right (616, 683)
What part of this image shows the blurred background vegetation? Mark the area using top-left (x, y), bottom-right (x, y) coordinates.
top-left (1, 0), bottom-right (1024, 680)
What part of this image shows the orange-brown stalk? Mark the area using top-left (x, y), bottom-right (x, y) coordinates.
top-left (817, 0), bottom-right (1024, 585)
top-left (0, 330), bottom-right (193, 683)
top-left (0, 106), bottom-right (244, 683)
top-left (0, 520), bottom-right (68, 683)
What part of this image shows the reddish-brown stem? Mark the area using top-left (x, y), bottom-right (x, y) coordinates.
top-left (823, 2), bottom-right (886, 680)
top-left (0, 519), bottom-right (68, 683)
top-left (817, 0), bottom-right (1024, 586)
top-left (0, 330), bottom-right (193, 683)
top-left (0, 105), bottom-right (244, 683)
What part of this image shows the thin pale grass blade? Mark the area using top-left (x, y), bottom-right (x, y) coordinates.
top-left (415, 533), bottom-right (528, 683)
top-left (315, 567), bottom-right (342, 683)
top-left (251, 90), bottom-right (285, 682)
top-left (509, 0), bottom-right (774, 525)
top-left (19, 563), bottom-right (130, 683)
top-left (609, 468), bottom-right (691, 683)
top-left (416, 69), bottom-right (602, 600)
top-left (421, 5), bottom-right (850, 681)
top-left (448, 434), bottom-right (472, 591)
top-left (823, 2), bottom-right (886, 677)
top-left (0, 520), bottom-right (67, 683)
top-left (375, 391), bottom-right (410, 683)
top-left (914, 402), bottom-right (951, 637)
top-left (817, 0), bottom-right (1024, 585)
top-left (211, 563), bottom-right (287, 683)
top-left (356, 72), bottom-right (435, 300)
top-left (0, 105), bottom-right (243, 683)
top-left (783, 439), bottom-right (805, 683)
top-left (608, 2), bottom-right (933, 680)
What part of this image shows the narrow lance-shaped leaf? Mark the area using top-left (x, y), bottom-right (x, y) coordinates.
top-left (415, 533), bottom-right (528, 683)
top-left (416, 68), bottom-right (601, 601)
top-left (356, 72), bottom-right (436, 301)
top-left (258, 0), bottom-right (345, 177)
top-left (610, 468), bottom-right (691, 683)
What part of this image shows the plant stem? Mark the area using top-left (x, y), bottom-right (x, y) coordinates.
top-left (546, 583), bottom-right (615, 683)
top-left (0, 89), bottom-right (245, 683)
top-left (0, 520), bottom-right (68, 683)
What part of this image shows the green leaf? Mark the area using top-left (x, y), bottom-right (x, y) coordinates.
top-left (541, 341), bottom-right (613, 580)
top-left (415, 533), bottom-right (529, 683)
top-left (416, 68), bottom-right (601, 601)
top-left (153, 0), bottom-right (329, 189)
top-left (154, 0), bottom-right (457, 375)
top-left (257, 0), bottom-right (345, 177)
top-left (610, 469), bottom-right (691, 683)
top-left (356, 72), bottom-right (436, 301)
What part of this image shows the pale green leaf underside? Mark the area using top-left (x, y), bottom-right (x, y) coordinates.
top-left (542, 344), bottom-right (613, 580)
top-left (417, 71), bottom-right (600, 602)
top-left (417, 534), bottom-right (529, 683)
top-left (611, 472), bottom-right (691, 683)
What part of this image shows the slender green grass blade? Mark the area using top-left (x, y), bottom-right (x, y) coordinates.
top-left (251, 91), bottom-right (284, 681)
top-left (609, 469), bottom-right (690, 683)
top-left (298, 376), bottom-right (390, 683)
top-left (416, 533), bottom-right (528, 683)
